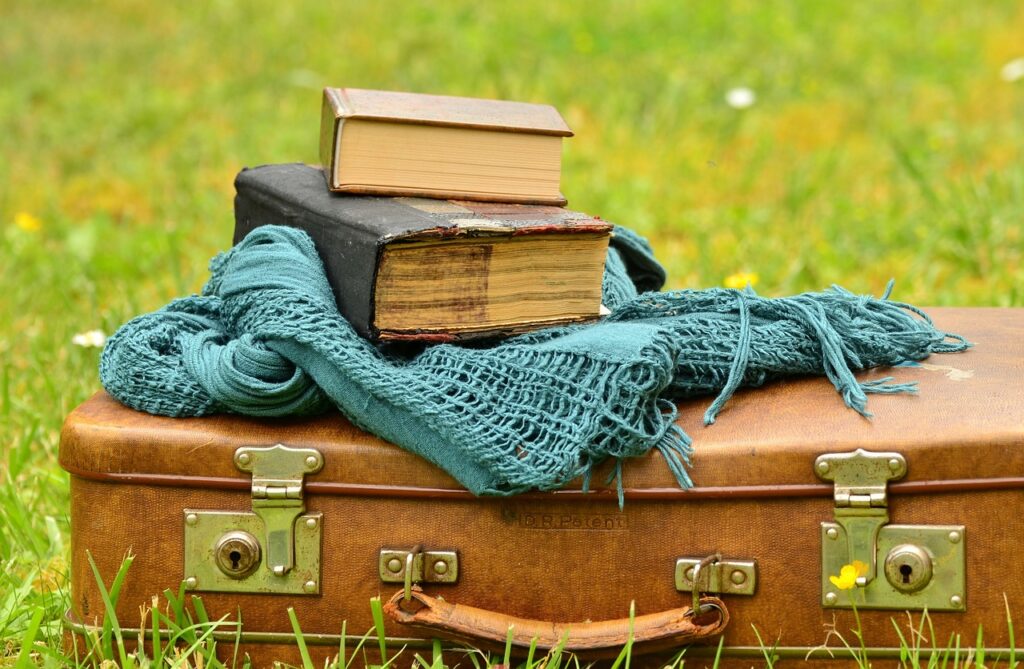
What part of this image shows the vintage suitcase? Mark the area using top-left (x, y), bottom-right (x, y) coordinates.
top-left (60, 307), bottom-right (1024, 666)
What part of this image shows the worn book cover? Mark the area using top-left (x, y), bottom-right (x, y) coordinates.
top-left (233, 163), bottom-right (611, 341)
top-left (319, 88), bottom-right (572, 205)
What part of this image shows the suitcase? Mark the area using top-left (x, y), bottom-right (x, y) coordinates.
top-left (60, 307), bottom-right (1024, 667)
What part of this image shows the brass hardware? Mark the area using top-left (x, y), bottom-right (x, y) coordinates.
top-left (235, 444), bottom-right (323, 576)
top-left (183, 443), bottom-right (324, 595)
top-left (675, 557), bottom-right (757, 597)
top-left (815, 449), bottom-right (906, 585)
top-left (818, 449), bottom-right (965, 611)
top-left (690, 554), bottom-right (719, 615)
top-left (215, 531), bottom-right (261, 579)
top-left (404, 547), bottom-right (418, 601)
top-left (379, 548), bottom-right (459, 596)
top-left (883, 544), bottom-right (933, 593)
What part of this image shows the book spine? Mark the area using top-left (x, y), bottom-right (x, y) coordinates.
top-left (233, 186), bottom-right (382, 339)
top-left (320, 88), bottom-right (348, 190)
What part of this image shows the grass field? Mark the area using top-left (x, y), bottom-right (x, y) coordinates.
top-left (2, 1), bottom-right (1023, 665)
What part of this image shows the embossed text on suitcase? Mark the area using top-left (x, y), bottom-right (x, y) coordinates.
top-left (60, 308), bottom-right (1024, 666)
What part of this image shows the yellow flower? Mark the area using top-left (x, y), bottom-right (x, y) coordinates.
top-left (724, 272), bottom-right (759, 289)
top-left (14, 211), bottom-right (42, 232)
top-left (829, 560), bottom-right (869, 590)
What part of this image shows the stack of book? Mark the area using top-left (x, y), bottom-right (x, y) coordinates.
top-left (233, 88), bottom-right (612, 342)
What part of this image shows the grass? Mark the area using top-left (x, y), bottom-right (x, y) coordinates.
top-left (1, 0), bottom-right (1022, 665)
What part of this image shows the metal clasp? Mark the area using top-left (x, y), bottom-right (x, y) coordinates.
top-left (675, 556), bottom-right (757, 597)
top-left (691, 554), bottom-right (720, 616)
top-left (379, 547), bottom-right (459, 599)
top-left (182, 443), bottom-right (324, 595)
top-left (235, 444), bottom-right (323, 576)
top-left (816, 449), bottom-right (905, 585)
top-left (817, 449), bottom-right (966, 611)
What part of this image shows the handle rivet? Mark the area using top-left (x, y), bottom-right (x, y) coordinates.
top-left (185, 577), bottom-right (198, 589)
top-left (305, 456), bottom-right (318, 469)
top-left (948, 531), bottom-right (961, 544)
top-left (433, 560), bottom-right (449, 575)
top-left (730, 569), bottom-right (746, 585)
top-left (826, 527), bottom-right (839, 540)
top-left (185, 513), bottom-right (199, 526)
top-left (237, 453), bottom-right (251, 466)
top-left (303, 580), bottom-right (317, 593)
top-left (306, 517), bottom-right (317, 529)
top-left (387, 558), bottom-right (403, 573)
top-left (824, 592), bottom-right (838, 605)
top-left (950, 595), bottom-right (963, 607)
top-left (817, 461), bottom-right (830, 474)
top-left (888, 458), bottom-right (902, 472)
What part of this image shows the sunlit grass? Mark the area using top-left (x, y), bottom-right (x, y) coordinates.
top-left (2, 0), bottom-right (1022, 663)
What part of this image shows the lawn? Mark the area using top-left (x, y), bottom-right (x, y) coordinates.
top-left (2, 0), bottom-right (1022, 664)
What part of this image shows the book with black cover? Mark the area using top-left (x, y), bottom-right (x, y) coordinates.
top-left (233, 163), bottom-right (612, 342)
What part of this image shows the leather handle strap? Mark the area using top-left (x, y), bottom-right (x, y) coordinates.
top-left (383, 587), bottom-right (729, 658)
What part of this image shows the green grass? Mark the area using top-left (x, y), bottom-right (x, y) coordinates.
top-left (1, 0), bottom-right (1023, 665)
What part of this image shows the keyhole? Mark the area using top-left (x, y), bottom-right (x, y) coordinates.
top-left (230, 549), bottom-right (242, 570)
top-left (900, 563), bottom-right (913, 584)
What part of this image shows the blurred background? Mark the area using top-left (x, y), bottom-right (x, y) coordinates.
top-left (1, 0), bottom-right (1022, 657)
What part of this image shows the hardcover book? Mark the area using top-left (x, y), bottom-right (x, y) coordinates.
top-left (233, 164), bottom-right (611, 341)
top-left (319, 88), bottom-right (572, 206)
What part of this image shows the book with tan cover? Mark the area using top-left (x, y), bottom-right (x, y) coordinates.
top-left (319, 88), bottom-right (572, 205)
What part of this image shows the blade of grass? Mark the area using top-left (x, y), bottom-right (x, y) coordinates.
top-left (230, 607), bottom-right (243, 669)
top-left (169, 616), bottom-right (232, 669)
top-left (1006, 594), bottom-right (1017, 669)
top-left (710, 635), bottom-right (725, 669)
top-left (163, 584), bottom-right (197, 646)
top-left (288, 607), bottom-right (316, 669)
top-left (344, 626), bottom-right (371, 669)
top-left (432, 637), bottom-right (442, 669)
top-left (369, 596), bottom-right (388, 665)
top-left (86, 550), bottom-right (132, 666)
top-left (14, 605), bottom-right (45, 669)
top-left (751, 623), bottom-right (779, 669)
top-left (975, 624), bottom-right (984, 669)
top-left (151, 596), bottom-right (164, 669)
top-left (337, 620), bottom-right (346, 669)
top-left (503, 624), bottom-right (515, 668)
top-left (892, 615), bottom-right (912, 667)
top-left (938, 631), bottom-right (957, 669)
top-left (546, 631), bottom-right (569, 669)
top-left (609, 601), bottom-right (635, 669)
top-left (524, 636), bottom-right (538, 669)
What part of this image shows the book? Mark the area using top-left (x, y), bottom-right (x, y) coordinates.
top-left (319, 88), bottom-right (572, 206)
top-left (233, 164), bottom-right (612, 341)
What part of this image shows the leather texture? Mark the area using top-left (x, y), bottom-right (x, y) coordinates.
top-left (61, 308), bottom-right (1024, 667)
top-left (383, 587), bottom-right (729, 658)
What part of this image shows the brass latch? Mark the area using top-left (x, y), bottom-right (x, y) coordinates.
top-left (379, 547), bottom-right (458, 600)
top-left (183, 444), bottom-right (324, 595)
top-left (674, 557), bottom-right (757, 597)
top-left (235, 445), bottom-right (323, 576)
top-left (817, 449), bottom-right (966, 611)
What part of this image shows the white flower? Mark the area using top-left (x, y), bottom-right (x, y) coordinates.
top-left (1000, 57), bottom-right (1024, 83)
top-left (72, 329), bottom-right (107, 348)
top-left (725, 87), bottom-right (756, 109)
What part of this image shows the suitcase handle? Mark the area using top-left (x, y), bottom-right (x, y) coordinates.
top-left (383, 587), bottom-right (729, 658)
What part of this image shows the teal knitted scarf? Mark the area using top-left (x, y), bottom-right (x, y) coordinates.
top-left (100, 225), bottom-right (968, 499)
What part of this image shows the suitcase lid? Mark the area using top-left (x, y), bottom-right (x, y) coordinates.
top-left (60, 307), bottom-right (1024, 500)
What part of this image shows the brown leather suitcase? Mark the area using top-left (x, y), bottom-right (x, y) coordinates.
top-left (60, 307), bottom-right (1024, 667)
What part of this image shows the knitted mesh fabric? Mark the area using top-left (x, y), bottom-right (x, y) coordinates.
top-left (100, 225), bottom-right (968, 498)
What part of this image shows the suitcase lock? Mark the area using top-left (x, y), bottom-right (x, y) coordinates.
top-left (817, 449), bottom-right (966, 611)
top-left (182, 444), bottom-right (324, 595)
